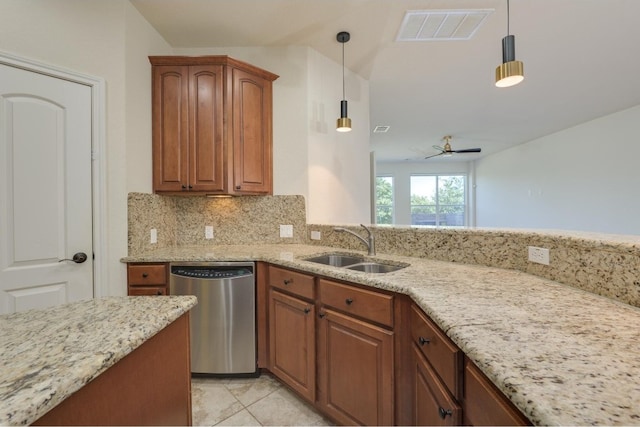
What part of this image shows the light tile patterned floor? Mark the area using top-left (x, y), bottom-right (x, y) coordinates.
top-left (191, 373), bottom-right (332, 426)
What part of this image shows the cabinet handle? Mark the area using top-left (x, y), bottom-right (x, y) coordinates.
top-left (345, 298), bottom-right (353, 305)
top-left (142, 272), bottom-right (148, 278)
top-left (181, 185), bottom-right (187, 190)
top-left (283, 279), bottom-right (293, 285)
top-left (235, 185), bottom-right (241, 190)
top-left (303, 307), bottom-right (311, 314)
top-left (418, 336), bottom-right (430, 346)
top-left (438, 407), bottom-right (453, 419)
top-left (319, 312), bottom-right (326, 318)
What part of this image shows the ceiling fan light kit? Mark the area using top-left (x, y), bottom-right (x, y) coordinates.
top-left (336, 31), bottom-right (352, 132)
top-left (495, 0), bottom-right (524, 87)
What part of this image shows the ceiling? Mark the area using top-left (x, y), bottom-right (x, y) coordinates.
top-left (131, 0), bottom-right (640, 162)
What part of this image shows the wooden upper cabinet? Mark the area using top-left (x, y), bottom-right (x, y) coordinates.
top-left (150, 56), bottom-right (278, 195)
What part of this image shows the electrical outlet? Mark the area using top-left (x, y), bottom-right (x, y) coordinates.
top-left (528, 246), bottom-right (550, 265)
top-left (280, 224), bottom-right (293, 238)
top-left (205, 225), bottom-right (214, 239)
top-left (150, 228), bottom-right (158, 244)
top-left (310, 230), bottom-right (321, 240)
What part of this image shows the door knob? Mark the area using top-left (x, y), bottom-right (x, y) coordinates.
top-left (59, 252), bottom-right (88, 264)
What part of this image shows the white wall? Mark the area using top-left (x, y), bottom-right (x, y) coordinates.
top-left (0, 0), bottom-right (173, 296)
top-left (174, 46), bottom-right (372, 224)
top-left (475, 104), bottom-right (640, 235)
top-left (376, 161), bottom-right (472, 225)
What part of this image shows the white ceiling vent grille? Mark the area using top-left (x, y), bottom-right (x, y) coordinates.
top-left (396, 9), bottom-right (493, 41)
top-left (373, 125), bottom-right (390, 133)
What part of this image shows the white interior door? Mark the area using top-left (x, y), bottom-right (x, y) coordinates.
top-left (0, 63), bottom-right (94, 314)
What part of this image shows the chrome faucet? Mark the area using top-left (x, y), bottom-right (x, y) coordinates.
top-left (334, 224), bottom-right (376, 256)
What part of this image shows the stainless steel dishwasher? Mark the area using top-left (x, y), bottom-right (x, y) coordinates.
top-left (169, 262), bottom-right (256, 376)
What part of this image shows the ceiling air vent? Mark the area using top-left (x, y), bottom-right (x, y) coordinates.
top-left (373, 126), bottom-right (390, 133)
top-left (396, 9), bottom-right (493, 41)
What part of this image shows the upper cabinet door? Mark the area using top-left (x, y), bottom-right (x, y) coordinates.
top-left (231, 68), bottom-right (273, 195)
top-left (189, 65), bottom-right (225, 192)
top-left (152, 65), bottom-right (189, 192)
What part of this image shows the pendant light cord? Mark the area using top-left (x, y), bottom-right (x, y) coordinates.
top-left (506, 0), bottom-right (510, 36)
top-left (341, 42), bottom-right (346, 100)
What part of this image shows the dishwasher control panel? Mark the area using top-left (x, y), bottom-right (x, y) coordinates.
top-left (171, 265), bottom-right (253, 279)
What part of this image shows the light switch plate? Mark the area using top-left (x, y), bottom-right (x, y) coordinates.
top-left (205, 225), bottom-right (214, 239)
top-left (280, 224), bottom-right (293, 238)
top-left (150, 228), bottom-right (158, 244)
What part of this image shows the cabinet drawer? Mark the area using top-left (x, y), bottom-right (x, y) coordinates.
top-left (318, 279), bottom-right (393, 327)
top-left (127, 264), bottom-right (168, 286)
top-left (410, 304), bottom-right (462, 399)
top-left (128, 286), bottom-right (167, 296)
top-left (268, 266), bottom-right (315, 300)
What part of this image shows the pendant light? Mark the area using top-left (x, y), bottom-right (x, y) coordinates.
top-left (336, 31), bottom-right (352, 132)
top-left (495, 0), bottom-right (524, 87)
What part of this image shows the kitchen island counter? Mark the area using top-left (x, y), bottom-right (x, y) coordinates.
top-left (124, 244), bottom-right (640, 426)
top-left (0, 295), bottom-right (197, 426)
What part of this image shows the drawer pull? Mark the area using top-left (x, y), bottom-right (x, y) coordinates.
top-left (418, 336), bottom-right (430, 346)
top-left (156, 290), bottom-right (163, 295)
top-left (303, 307), bottom-right (311, 314)
top-left (142, 273), bottom-right (148, 278)
top-left (345, 298), bottom-right (354, 305)
top-left (283, 279), bottom-right (293, 285)
top-left (438, 407), bottom-right (453, 419)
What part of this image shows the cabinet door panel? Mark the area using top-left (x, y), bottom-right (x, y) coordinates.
top-left (318, 308), bottom-right (394, 426)
top-left (232, 68), bottom-right (272, 194)
top-left (414, 345), bottom-right (461, 426)
top-left (152, 65), bottom-right (188, 192)
top-left (189, 65), bottom-right (225, 192)
top-left (269, 289), bottom-right (316, 402)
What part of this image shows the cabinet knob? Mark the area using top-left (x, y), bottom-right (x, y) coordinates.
top-left (142, 272), bottom-right (148, 278)
top-left (319, 312), bottom-right (326, 319)
top-left (283, 279), bottom-right (293, 285)
top-left (438, 407), bottom-right (453, 419)
top-left (418, 336), bottom-right (430, 346)
top-left (181, 185), bottom-right (187, 190)
top-left (303, 307), bottom-right (311, 314)
top-left (345, 298), bottom-right (353, 305)
top-left (188, 185), bottom-right (193, 189)
top-left (156, 290), bottom-right (163, 295)
top-left (235, 185), bottom-right (241, 190)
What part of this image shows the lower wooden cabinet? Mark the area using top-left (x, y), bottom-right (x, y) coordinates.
top-left (127, 263), bottom-right (169, 295)
top-left (413, 344), bottom-right (461, 426)
top-left (268, 289), bottom-right (316, 402)
top-left (259, 264), bottom-right (531, 427)
top-left (462, 358), bottom-right (530, 426)
top-left (317, 308), bottom-right (394, 426)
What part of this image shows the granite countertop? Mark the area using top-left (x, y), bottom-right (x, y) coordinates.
top-left (0, 295), bottom-right (197, 426)
top-left (124, 244), bottom-right (640, 426)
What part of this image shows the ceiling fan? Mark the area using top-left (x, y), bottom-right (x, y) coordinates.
top-left (424, 135), bottom-right (482, 160)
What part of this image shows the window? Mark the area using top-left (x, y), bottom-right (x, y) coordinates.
top-left (375, 176), bottom-right (394, 224)
top-left (410, 175), bottom-right (466, 226)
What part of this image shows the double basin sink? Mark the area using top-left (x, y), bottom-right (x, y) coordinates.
top-left (303, 253), bottom-right (408, 273)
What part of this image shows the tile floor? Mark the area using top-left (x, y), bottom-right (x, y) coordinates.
top-left (191, 373), bottom-right (332, 426)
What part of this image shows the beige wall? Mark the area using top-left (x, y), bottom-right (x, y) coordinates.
top-left (0, 0), bottom-right (172, 296)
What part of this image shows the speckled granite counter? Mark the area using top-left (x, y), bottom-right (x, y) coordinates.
top-left (124, 244), bottom-right (640, 426)
top-left (0, 296), bottom-right (197, 426)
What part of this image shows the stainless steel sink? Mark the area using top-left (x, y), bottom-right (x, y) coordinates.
top-left (303, 253), bottom-right (407, 273)
top-left (345, 262), bottom-right (405, 273)
top-left (304, 253), bottom-right (364, 267)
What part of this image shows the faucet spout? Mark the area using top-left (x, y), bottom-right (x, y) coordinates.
top-left (333, 224), bottom-right (376, 256)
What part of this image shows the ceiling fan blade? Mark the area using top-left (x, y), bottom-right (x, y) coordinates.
top-left (432, 145), bottom-right (444, 151)
top-left (452, 148), bottom-right (481, 153)
top-left (424, 152), bottom-right (444, 160)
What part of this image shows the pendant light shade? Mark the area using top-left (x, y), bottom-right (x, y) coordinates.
top-left (336, 31), bottom-right (352, 132)
top-left (495, 1), bottom-right (524, 87)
